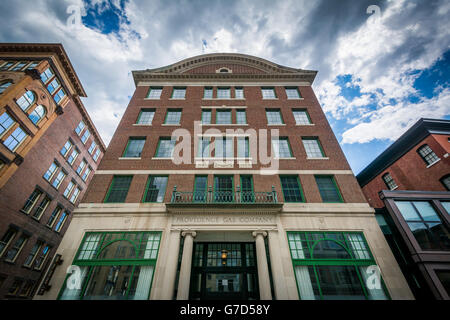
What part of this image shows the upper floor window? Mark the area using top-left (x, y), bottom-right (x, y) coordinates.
top-left (266, 109), bottom-right (283, 125)
top-left (417, 144), bottom-right (440, 166)
top-left (40, 68), bottom-right (54, 84)
top-left (43, 161), bottom-right (59, 182)
top-left (28, 105), bottom-right (46, 125)
top-left (75, 120), bottom-right (85, 136)
top-left (201, 109), bottom-right (212, 124)
top-left (70, 187), bottom-right (81, 204)
top-left (88, 141), bottom-right (97, 155)
top-left (4, 126), bottom-right (27, 152)
top-left (171, 87), bottom-right (186, 99)
top-left (293, 109), bottom-right (312, 125)
top-left (0, 62), bottom-right (14, 71)
top-left (217, 87), bottom-right (231, 99)
top-left (285, 87), bottom-right (301, 99)
top-left (11, 62), bottom-right (27, 71)
top-left (63, 181), bottom-right (75, 198)
top-left (203, 87), bottom-right (213, 99)
top-left (235, 87), bottom-right (244, 99)
top-left (280, 176), bottom-right (304, 202)
top-left (440, 175), bottom-right (450, 191)
top-left (16, 90), bottom-right (36, 111)
top-left (22, 189), bottom-right (43, 214)
top-left (60, 140), bottom-right (73, 157)
top-left (155, 137), bottom-right (176, 158)
top-left (261, 87), bottom-right (276, 99)
top-left (164, 109), bottom-right (182, 125)
top-left (236, 110), bottom-right (247, 124)
top-left (143, 176), bottom-right (168, 203)
top-left (0, 81), bottom-right (12, 94)
top-left (0, 228), bottom-right (17, 257)
top-left (197, 137), bottom-right (210, 158)
top-left (4, 234), bottom-right (28, 263)
top-left (214, 137), bottom-right (234, 159)
top-left (216, 109), bottom-right (232, 124)
top-left (47, 78), bottom-right (61, 95)
top-left (237, 137), bottom-right (250, 158)
top-left (123, 137), bottom-right (146, 158)
top-left (137, 109), bottom-right (155, 125)
top-left (271, 137), bottom-right (293, 158)
top-left (146, 87), bottom-right (162, 99)
top-left (67, 148), bottom-right (80, 165)
top-left (315, 175), bottom-right (343, 203)
top-left (382, 173), bottom-right (398, 190)
top-left (302, 138), bottom-right (326, 158)
top-left (82, 166), bottom-right (92, 182)
top-left (26, 62), bottom-right (39, 70)
top-left (54, 211), bottom-right (69, 232)
top-left (76, 159), bottom-right (87, 175)
top-left (104, 176), bottom-right (133, 203)
top-left (81, 129), bottom-right (91, 144)
top-left (0, 112), bottom-right (15, 137)
top-left (93, 149), bottom-right (101, 162)
top-left (52, 170), bottom-right (67, 189)
top-left (53, 88), bottom-right (66, 104)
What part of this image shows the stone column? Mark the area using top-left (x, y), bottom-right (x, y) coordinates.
top-left (159, 230), bottom-right (181, 299)
top-left (176, 230), bottom-right (196, 300)
top-left (252, 231), bottom-right (272, 300)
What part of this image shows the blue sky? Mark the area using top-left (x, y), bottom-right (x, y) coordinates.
top-left (0, 0), bottom-right (449, 174)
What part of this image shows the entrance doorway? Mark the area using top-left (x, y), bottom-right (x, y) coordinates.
top-left (189, 242), bottom-right (259, 300)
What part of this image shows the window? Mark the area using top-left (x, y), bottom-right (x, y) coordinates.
top-left (11, 62), bottom-right (27, 71)
top-left (0, 228), bottom-right (17, 257)
top-left (76, 159), bottom-right (87, 175)
top-left (382, 173), bottom-right (398, 190)
top-left (214, 176), bottom-right (234, 202)
top-left (32, 196), bottom-right (51, 220)
top-left (63, 181), bottom-right (75, 198)
top-left (4, 127), bottom-right (27, 151)
top-left (4, 234), bottom-right (28, 262)
top-left (164, 109), bottom-right (182, 125)
top-left (302, 138), bottom-right (325, 158)
top-left (201, 109), bottom-right (211, 124)
top-left (88, 141), bottom-right (97, 155)
top-left (216, 109), bottom-right (232, 124)
top-left (171, 87), bottom-right (186, 99)
top-left (58, 231), bottom-right (161, 300)
top-left (8, 279), bottom-right (23, 296)
top-left (67, 148), bottom-right (79, 165)
top-left (285, 87), bottom-right (301, 99)
top-left (104, 176), bottom-right (133, 203)
top-left (19, 280), bottom-right (35, 297)
top-left (146, 87), bottom-right (162, 99)
top-left (23, 241), bottom-right (43, 267)
top-left (194, 176), bottom-right (208, 202)
top-left (315, 176), bottom-right (343, 203)
top-left (261, 87), bottom-right (276, 99)
top-left (70, 187), bottom-right (81, 204)
top-left (204, 87), bottom-right (213, 99)
top-left (0, 112), bottom-right (15, 137)
top-left (22, 189), bottom-right (42, 214)
top-left (93, 149), bottom-right (101, 162)
top-left (272, 137), bottom-right (293, 158)
top-left (240, 175), bottom-right (254, 203)
top-left (280, 176), bottom-right (304, 202)
top-left (28, 105), bottom-right (46, 125)
top-left (266, 109), bottom-right (283, 125)
top-left (440, 175), bottom-right (450, 191)
top-left (288, 231), bottom-right (388, 300)
top-left (0, 81), bottom-right (12, 94)
top-left (75, 121), bottom-right (85, 136)
top-left (52, 171), bottom-right (67, 189)
top-left (53, 88), bottom-right (66, 104)
top-left (155, 138), bottom-right (176, 158)
top-left (40, 68), bottom-right (54, 84)
top-left (82, 167), bottom-right (92, 182)
top-left (217, 87), bottom-right (231, 99)
top-left (143, 176), bottom-right (168, 203)
top-left (26, 62), bottom-right (39, 70)
top-left (16, 90), bottom-right (35, 111)
top-left (81, 129), bottom-right (90, 144)
top-left (197, 137), bottom-right (210, 158)
top-left (293, 109), bottom-right (311, 125)
top-left (0, 62), bottom-right (14, 70)
top-left (123, 138), bottom-right (146, 158)
top-left (236, 110), bottom-right (247, 124)
top-left (137, 109), bottom-right (155, 125)
top-left (46, 206), bottom-right (62, 228)
top-left (436, 271), bottom-right (450, 297)
top-left (47, 78), bottom-right (61, 95)
top-left (237, 137), bottom-right (250, 158)
top-left (395, 201), bottom-right (450, 251)
top-left (60, 140), bottom-right (73, 157)
top-left (54, 211), bottom-right (69, 232)
top-left (214, 137), bottom-right (233, 159)
top-left (235, 87), bottom-right (244, 99)
top-left (417, 144), bottom-right (440, 166)
top-left (34, 245), bottom-right (50, 270)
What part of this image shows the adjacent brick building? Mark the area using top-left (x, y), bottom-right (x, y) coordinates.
top-left (357, 118), bottom-right (450, 299)
top-left (0, 43), bottom-right (105, 299)
top-left (37, 53), bottom-right (412, 300)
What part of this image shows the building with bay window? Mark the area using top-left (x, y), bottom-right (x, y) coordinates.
top-left (357, 118), bottom-right (450, 299)
top-left (0, 43), bottom-right (105, 299)
top-left (36, 53), bottom-right (413, 300)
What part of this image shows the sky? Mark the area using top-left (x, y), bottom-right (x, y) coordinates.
top-left (0, 0), bottom-right (449, 174)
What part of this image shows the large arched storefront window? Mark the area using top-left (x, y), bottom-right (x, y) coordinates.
top-left (288, 231), bottom-right (389, 300)
top-left (58, 231), bottom-right (161, 300)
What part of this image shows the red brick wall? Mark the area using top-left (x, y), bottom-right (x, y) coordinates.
top-left (361, 134), bottom-right (450, 208)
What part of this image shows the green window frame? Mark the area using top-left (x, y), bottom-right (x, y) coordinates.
top-left (142, 176), bottom-right (168, 203)
top-left (240, 175), bottom-right (254, 203)
top-left (261, 87), bottom-right (277, 99)
top-left (315, 175), bottom-right (343, 203)
top-left (197, 137), bottom-right (210, 158)
top-left (171, 87), bottom-right (186, 99)
top-left (285, 87), bottom-right (301, 99)
top-left (58, 231), bottom-right (162, 300)
top-left (214, 137), bottom-right (233, 159)
top-left (155, 137), bottom-right (176, 158)
top-left (214, 175), bottom-right (234, 203)
top-left (146, 87), bottom-right (163, 99)
top-left (201, 109), bottom-right (212, 124)
top-left (280, 175), bottom-right (304, 203)
top-left (193, 175), bottom-right (208, 203)
top-left (123, 137), bottom-right (146, 158)
top-left (164, 109), bottom-right (182, 125)
top-left (236, 109), bottom-right (247, 124)
top-left (235, 87), bottom-right (244, 99)
top-left (302, 137), bottom-right (325, 158)
top-left (237, 137), bottom-right (250, 158)
top-left (136, 109), bottom-right (155, 125)
top-left (104, 176), bottom-right (133, 203)
top-left (272, 137), bottom-right (293, 158)
top-left (216, 109), bottom-right (232, 124)
top-left (287, 231), bottom-right (390, 300)
top-left (292, 109), bottom-right (312, 125)
top-left (203, 87), bottom-right (213, 99)
top-left (266, 109), bottom-right (283, 125)
top-left (217, 87), bottom-right (231, 99)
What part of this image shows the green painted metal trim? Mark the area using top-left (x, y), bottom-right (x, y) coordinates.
top-left (142, 175), bottom-right (168, 203)
top-left (279, 175), bottom-right (305, 203)
top-left (314, 175), bottom-right (344, 203)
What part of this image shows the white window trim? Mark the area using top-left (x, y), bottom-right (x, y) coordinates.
top-left (118, 157), bottom-right (142, 160)
top-left (426, 158), bottom-right (441, 168)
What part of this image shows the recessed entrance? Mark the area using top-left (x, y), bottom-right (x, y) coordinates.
top-left (189, 242), bottom-right (259, 300)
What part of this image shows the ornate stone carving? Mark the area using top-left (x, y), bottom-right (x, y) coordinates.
top-left (24, 68), bottom-right (41, 80)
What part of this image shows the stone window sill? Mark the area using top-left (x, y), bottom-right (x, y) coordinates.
top-left (426, 159), bottom-right (441, 168)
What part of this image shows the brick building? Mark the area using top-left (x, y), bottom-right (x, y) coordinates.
top-left (357, 118), bottom-right (450, 299)
top-left (0, 43), bottom-right (105, 299)
top-left (37, 53), bottom-right (412, 300)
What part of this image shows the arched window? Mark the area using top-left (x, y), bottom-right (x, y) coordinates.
top-left (417, 144), bottom-right (439, 166)
top-left (28, 105), bottom-right (47, 125)
top-left (16, 90), bottom-right (36, 111)
top-left (0, 81), bottom-right (12, 94)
